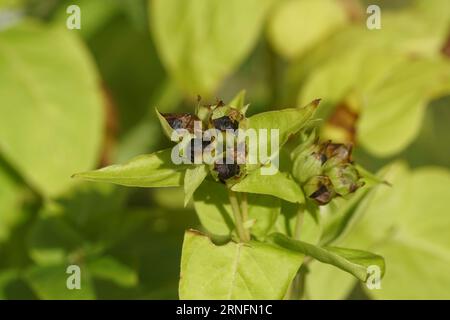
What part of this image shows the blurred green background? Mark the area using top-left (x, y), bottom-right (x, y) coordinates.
top-left (0, 0), bottom-right (449, 299)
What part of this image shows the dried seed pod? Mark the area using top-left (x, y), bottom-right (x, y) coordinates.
top-left (214, 162), bottom-right (240, 183)
top-left (189, 138), bottom-right (211, 163)
top-left (327, 164), bottom-right (364, 196)
top-left (212, 116), bottom-right (239, 131)
top-left (162, 113), bottom-right (200, 133)
top-left (210, 106), bottom-right (243, 131)
top-left (322, 142), bottom-right (353, 166)
top-left (304, 175), bottom-right (335, 205)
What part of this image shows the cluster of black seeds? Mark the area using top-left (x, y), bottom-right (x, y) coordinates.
top-left (162, 106), bottom-right (244, 183)
top-left (214, 162), bottom-right (240, 183)
top-left (212, 116), bottom-right (239, 131)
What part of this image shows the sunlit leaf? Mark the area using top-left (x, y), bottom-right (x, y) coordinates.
top-left (231, 170), bottom-right (304, 204)
top-left (184, 164), bottom-right (208, 206)
top-left (179, 230), bottom-right (303, 299)
top-left (268, 233), bottom-right (385, 282)
top-left (73, 149), bottom-right (188, 188)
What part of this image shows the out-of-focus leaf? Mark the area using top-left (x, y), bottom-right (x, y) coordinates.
top-left (0, 164), bottom-right (28, 243)
top-left (194, 181), bottom-right (280, 239)
top-left (150, 0), bottom-right (275, 96)
top-left (319, 168), bottom-right (383, 246)
top-left (231, 170), bottom-right (304, 204)
top-left (25, 264), bottom-right (95, 299)
top-left (27, 215), bottom-right (84, 266)
top-left (87, 256), bottom-right (137, 288)
top-left (184, 164), bottom-right (208, 206)
top-left (358, 58), bottom-right (450, 157)
top-left (341, 163), bottom-right (450, 299)
top-left (0, 23), bottom-right (104, 196)
top-left (73, 149), bottom-right (188, 187)
top-left (179, 230), bottom-right (303, 299)
top-left (268, 0), bottom-right (347, 59)
top-left (304, 260), bottom-right (356, 300)
top-left (273, 201), bottom-right (321, 244)
top-left (51, 0), bottom-right (121, 39)
top-left (268, 233), bottom-right (385, 282)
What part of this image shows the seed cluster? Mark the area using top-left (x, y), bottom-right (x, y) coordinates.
top-left (294, 138), bottom-right (363, 205)
top-left (163, 103), bottom-right (245, 184)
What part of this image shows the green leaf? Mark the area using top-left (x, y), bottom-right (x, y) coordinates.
top-left (304, 260), bottom-right (357, 300)
top-left (268, 0), bottom-right (347, 59)
top-left (179, 230), bottom-right (303, 299)
top-left (73, 149), bottom-right (188, 188)
top-left (246, 100), bottom-right (319, 156)
top-left (184, 164), bottom-right (208, 206)
top-left (358, 58), bottom-right (450, 157)
top-left (87, 256), bottom-right (138, 288)
top-left (193, 180), bottom-right (280, 239)
top-left (268, 233), bottom-right (385, 282)
top-left (231, 170), bottom-right (304, 204)
top-left (228, 89), bottom-right (248, 114)
top-left (319, 168), bottom-right (383, 246)
top-left (0, 23), bottom-right (104, 196)
top-left (341, 163), bottom-right (450, 299)
top-left (25, 264), bottom-right (95, 300)
top-left (155, 108), bottom-right (177, 141)
top-left (150, 0), bottom-right (275, 96)
top-left (273, 201), bottom-right (321, 244)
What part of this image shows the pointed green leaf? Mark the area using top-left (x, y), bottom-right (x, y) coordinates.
top-left (232, 170), bottom-right (304, 204)
top-left (155, 108), bottom-right (177, 141)
top-left (184, 164), bottom-right (208, 206)
top-left (73, 149), bottom-right (188, 188)
top-left (228, 89), bottom-right (247, 110)
top-left (268, 233), bottom-right (385, 282)
top-left (245, 100), bottom-right (319, 164)
top-left (179, 230), bottom-right (303, 299)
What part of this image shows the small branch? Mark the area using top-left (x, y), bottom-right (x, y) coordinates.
top-left (228, 190), bottom-right (250, 242)
top-left (240, 192), bottom-right (249, 228)
top-left (288, 204), bottom-right (306, 300)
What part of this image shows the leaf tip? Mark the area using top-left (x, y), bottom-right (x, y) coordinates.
top-left (311, 98), bottom-right (321, 107)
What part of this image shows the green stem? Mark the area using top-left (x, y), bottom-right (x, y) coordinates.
top-left (240, 192), bottom-right (249, 228)
top-left (228, 190), bottom-right (250, 243)
top-left (288, 205), bottom-right (306, 300)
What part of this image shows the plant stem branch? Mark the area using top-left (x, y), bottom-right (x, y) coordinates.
top-left (288, 205), bottom-right (306, 300)
top-left (228, 190), bottom-right (250, 242)
top-left (240, 192), bottom-right (249, 228)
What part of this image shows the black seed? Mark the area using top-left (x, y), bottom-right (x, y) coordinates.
top-left (309, 184), bottom-right (333, 205)
top-left (214, 163), bottom-right (240, 183)
top-left (189, 139), bottom-right (211, 163)
top-left (319, 153), bottom-right (328, 165)
top-left (168, 118), bottom-right (184, 130)
top-left (212, 116), bottom-right (239, 131)
top-left (163, 113), bottom-right (199, 133)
